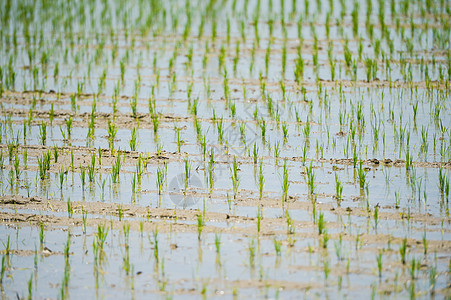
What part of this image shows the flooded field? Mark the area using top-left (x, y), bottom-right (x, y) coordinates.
top-left (0, 0), bottom-right (450, 298)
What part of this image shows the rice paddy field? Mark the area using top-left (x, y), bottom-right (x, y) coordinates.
top-left (0, 0), bottom-right (450, 298)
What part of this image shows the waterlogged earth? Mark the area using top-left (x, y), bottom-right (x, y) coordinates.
top-left (0, 0), bottom-right (450, 299)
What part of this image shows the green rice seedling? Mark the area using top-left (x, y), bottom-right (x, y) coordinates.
top-left (376, 251), bottom-right (383, 278)
top-left (0, 255), bottom-right (5, 284)
top-left (94, 148), bottom-right (101, 167)
top-left (352, 145), bottom-right (358, 168)
top-left (256, 206), bottom-right (262, 233)
top-left (38, 151), bottom-right (51, 180)
top-left (281, 159), bottom-right (290, 202)
top-left (399, 238), bottom-right (407, 264)
top-left (53, 146), bottom-right (59, 163)
top-left (129, 128), bottom-right (137, 151)
top-left (65, 117), bottom-right (72, 139)
top-left (82, 207), bottom-right (87, 234)
top-left (80, 167), bottom-right (86, 191)
top-left (87, 154), bottom-right (96, 183)
top-left (285, 209), bottom-right (295, 235)
top-left (274, 239), bottom-right (282, 256)
top-left (258, 161), bottom-right (265, 199)
top-left (216, 117), bottom-right (224, 143)
top-left (111, 152), bottom-right (121, 183)
top-left (322, 230), bottom-right (329, 249)
top-left (207, 149), bottom-right (215, 193)
top-left (429, 266), bottom-right (437, 295)
top-left (39, 122), bottom-right (47, 145)
top-left (7, 142), bottom-right (15, 162)
top-left (438, 166), bottom-right (449, 196)
top-left (49, 103), bottom-right (54, 126)
top-left (395, 191), bottom-right (400, 208)
top-left (107, 120), bottom-right (118, 149)
top-left (230, 156), bottom-right (240, 198)
top-left (67, 198), bottom-right (73, 218)
top-left (130, 96), bottom-right (137, 119)
top-left (239, 121), bottom-right (246, 145)
top-left (409, 258), bottom-right (417, 280)
top-left (214, 233), bottom-right (221, 254)
top-left (306, 162), bottom-right (316, 194)
top-left (156, 167), bottom-right (165, 195)
top-left (252, 143), bottom-right (259, 164)
top-left (39, 222), bottom-right (45, 247)
top-left (248, 239), bottom-right (256, 269)
top-left (98, 178), bottom-right (106, 201)
top-left (131, 171), bottom-right (137, 195)
top-left (423, 230), bottom-right (428, 255)
top-left (152, 229), bottom-right (159, 265)
top-left (282, 122), bottom-right (288, 141)
top-left (175, 127), bottom-right (182, 152)
top-left (197, 214), bottom-right (204, 240)
top-left (335, 174), bottom-right (343, 202)
top-left (0, 150), bottom-right (4, 168)
top-left (28, 273), bottom-right (33, 298)
top-left (59, 166), bottom-right (66, 191)
top-left (302, 142), bottom-right (309, 165)
top-left (184, 158), bottom-right (191, 193)
top-left (374, 206), bottom-right (379, 230)
top-left (274, 141), bottom-right (280, 158)
top-left (13, 155), bottom-right (21, 179)
top-left (334, 235), bottom-right (342, 260)
top-left (323, 258), bottom-right (330, 282)
top-left (259, 119), bottom-right (266, 140)
top-left (226, 193), bottom-right (232, 211)
top-left (358, 162), bottom-right (366, 189)
top-left (318, 212), bottom-right (325, 235)
top-left (2, 236), bottom-right (11, 256)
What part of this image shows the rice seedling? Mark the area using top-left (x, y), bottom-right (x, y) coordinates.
top-left (399, 238), bottom-right (408, 265)
top-left (318, 212), bottom-right (325, 235)
top-left (215, 233), bottom-right (221, 254)
top-left (281, 159), bottom-right (290, 202)
top-left (156, 167), bottom-right (165, 195)
top-left (207, 148), bottom-right (215, 194)
top-left (2, 236), bottom-right (11, 256)
top-left (111, 152), bottom-right (121, 183)
top-left (409, 258), bottom-right (417, 280)
top-left (39, 122), bottom-right (47, 145)
top-left (274, 239), bottom-right (282, 256)
top-left (374, 206), bottom-right (379, 231)
top-left (248, 239), bottom-right (256, 269)
top-left (252, 143), bottom-right (259, 164)
top-left (429, 266), bottom-right (437, 295)
top-left (107, 120), bottom-right (118, 150)
top-left (66, 198), bottom-right (73, 218)
top-left (258, 161), bottom-right (265, 199)
top-left (197, 214), bottom-right (204, 240)
top-left (376, 251), bottom-right (383, 278)
top-left (358, 162), bottom-right (366, 189)
top-left (335, 174), bottom-right (343, 203)
top-left (81, 208), bottom-right (87, 234)
top-left (184, 158), bottom-right (191, 193)
top-left (152, 229), bottom-right (159, 265)
top-left (87, 154), bottom-right (96, 183)
top-left (0, 255), bottom-right (5, 284)
top-left (306, 162), bottom-right (316, 195)
top-left (423, 230), bottom-right (428, 255)
top-left (129, 128), bottom-right (137, 151)
top-left (38, 151), bottom-right (51, 180)
top-left (80, 167), bottom-right (86, 191)
top-left (256, 206), bottom-right (262, 234)
top-left (230, 156), bottom-right (240, 198)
